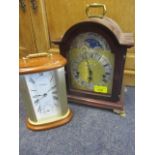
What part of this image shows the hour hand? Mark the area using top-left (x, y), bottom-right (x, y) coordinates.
top-left (46, 85), bottom-right (56, 93)
top-left (34, 94), bottom-right (47, 104)
top-left (88, 68), bottom-right (93, 82)
top-left (33, 94), bottom-right (43, 98)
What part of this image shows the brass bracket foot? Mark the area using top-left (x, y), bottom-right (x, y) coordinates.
top-left (113, 109), bottom-right (126, 117)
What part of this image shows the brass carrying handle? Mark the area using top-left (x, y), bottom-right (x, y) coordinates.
top-left (22, 52), bottom-right (52, 59)
top-left (86, 3), bottom-right (107, 18)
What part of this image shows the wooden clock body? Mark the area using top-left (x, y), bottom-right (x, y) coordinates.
top-left (54, 17), bottom-right (134, 111)
top-left (19, 53), bottom-right (73, 131)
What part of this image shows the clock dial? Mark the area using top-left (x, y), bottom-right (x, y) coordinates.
top-left (68, 32), bottom-right (114, 94)
top-left (25, 71), bottom-right (61, 120)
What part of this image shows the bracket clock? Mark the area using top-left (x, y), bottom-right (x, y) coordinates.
top-left (53, 3), bottom-right (134, 114)
top-left (19, 52), bottom-right (73, 130)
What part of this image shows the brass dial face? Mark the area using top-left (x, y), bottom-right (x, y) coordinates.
top-left (68, 32), bottom-right (114, 95)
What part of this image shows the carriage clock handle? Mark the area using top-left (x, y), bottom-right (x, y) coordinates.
top-left (21, 52), bottom-right (52, 62)
top-left (85, 3), bottom-right (107, 18)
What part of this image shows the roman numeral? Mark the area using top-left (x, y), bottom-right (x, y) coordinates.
top-left (34, 99), bottom-right (39, 104)
top-left (29, 77), bottom-right (35, 84)
top-left (75, 71), bottom-right (79, 79)
top-left (50, 75), bottom-right (54, 82)
top-left (52, 90), bottom-right (57, 94)
top-left (51, 84), bottom-right (56, 89)
top-left (98, 56), bottom-right (102, 61)
top-left (103, 79), bottom-right (108, 83)
top-left (38, 106), bottom-right (42, 113)
top-left (103, 75), bottom-right (106, 78)
top-left (105, 72), bottom-right (110, 75)
top-left (103, 64), bottom-right (109, 67)
top-left (39, 72), bottom-right (43, 76)
top-left (53, 95), bottom-right (58, 100)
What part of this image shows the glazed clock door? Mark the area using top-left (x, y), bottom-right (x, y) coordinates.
top-left (68, 32), bottom-right (114, 96)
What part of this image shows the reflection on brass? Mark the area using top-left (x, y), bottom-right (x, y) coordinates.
top-left (20, 52), bottom-right (52, 59)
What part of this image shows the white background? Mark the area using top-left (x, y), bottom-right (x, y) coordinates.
top-left (0, 0), bottom-right (155, 154)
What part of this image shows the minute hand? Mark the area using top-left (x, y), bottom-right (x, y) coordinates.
top-left (84, 53), bottom-right (93, 82)
top-left (34, 93), bottom-right (48, 104)
top-left (33, 94), bottom-right (43, 98)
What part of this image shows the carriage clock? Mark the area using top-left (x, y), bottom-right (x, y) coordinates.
top-left (19, 52), bottom-right (73, 131)
top-left (52, 3), bottom-right (134, 115)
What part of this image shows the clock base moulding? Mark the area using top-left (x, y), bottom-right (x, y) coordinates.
top-left (68, 94), bottom-right (124, 113)
top-left (26, 109), bottom-right (73, 131)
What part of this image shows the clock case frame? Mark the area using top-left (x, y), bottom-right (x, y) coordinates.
top-left (19, 53), bottom-right (73, 131)
top-left (53, 17), bottom-right (134, 111)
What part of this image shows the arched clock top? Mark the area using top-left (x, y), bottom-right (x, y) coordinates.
top-left (57, 16), bottom-right (134, 48)
top-left (85, 17), bottom-right (134, 47)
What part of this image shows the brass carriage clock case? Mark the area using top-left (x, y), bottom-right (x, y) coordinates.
top-left (52, 3), bottom-right (134, 114)
top-left (19, 52), bottom-right (73, 131)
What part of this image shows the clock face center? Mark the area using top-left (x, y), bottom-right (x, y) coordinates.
top-left (43, 93), bottom-right (47, 97)
top-left (71, 54), bottom-right (113, 89)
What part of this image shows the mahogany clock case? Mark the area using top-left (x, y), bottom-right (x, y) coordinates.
top-left (53, 17), bottom-right (134, 110)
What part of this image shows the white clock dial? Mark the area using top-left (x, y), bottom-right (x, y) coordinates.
top-left (25, 71), bottom-right (61, 120)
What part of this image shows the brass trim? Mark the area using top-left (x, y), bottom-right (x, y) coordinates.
top-left (26, 52), bottom-right (52, 58)
top-left (20, 52), bottom-right (53, 61)
top-left (86, 3), bottom-right (107, 18)
top-left (28, 108), bottom-right (71, 125)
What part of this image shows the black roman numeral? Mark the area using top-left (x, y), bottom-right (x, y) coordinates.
top-left (105, 72), bottom-right (110, 75)
top-left (53, 95), bottom-right (58, 100)
top-left (29, 77), bottom-right (35, 84)
top-left (104, 64), bottom-right (109, 67)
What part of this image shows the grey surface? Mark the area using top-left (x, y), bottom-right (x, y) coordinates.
top-left (19, 87), bottom-right (135, 155)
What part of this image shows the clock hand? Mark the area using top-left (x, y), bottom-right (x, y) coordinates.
top-left (34, 85), bottom-right (56, 104)
top-left (51, 84), bottom-right (56, 89)
top-left (46, 87), bottom-right (52, 93)
top-left (84, 52), bottom-right (93, 82)
top-left (46, 84), bottom-right (56, 93)
top-left (33, 94), bottom-right (43, 98)
top-left (34, 93), bottom-right (48, 104)
top-left (40, 93), bottom-right (48, 99)
top-left (31, 89), bottom-right (37, 91)
top-left (88, 69), bottom-right (93, 82)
